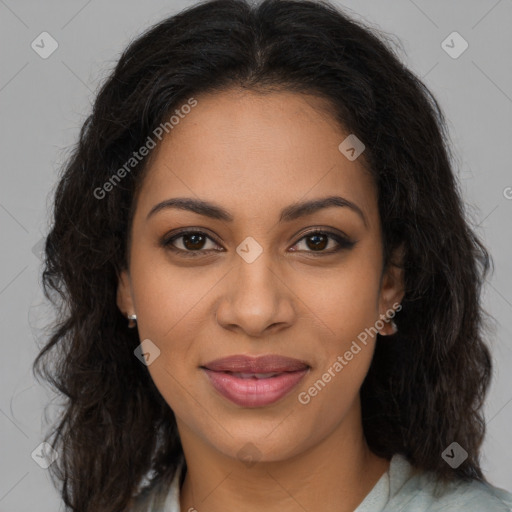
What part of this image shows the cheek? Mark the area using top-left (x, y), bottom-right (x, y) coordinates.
top-left (145, 360), bottom-right (210, 441)
top-left (294, 347), bottom-right (372, 442)
top-left (129, 245), bottom-right (217, 340)
top-left (296, 277), bottom-right (382, 423)
top-left (126, 259), bottom-right (190, 395)
top-left (303, 252), bottom-right (383, 344)
top-left (298, 250), bottom-right (382, 397)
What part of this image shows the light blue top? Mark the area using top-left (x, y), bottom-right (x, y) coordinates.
top-left (132, 454), bottom-right (512, 511)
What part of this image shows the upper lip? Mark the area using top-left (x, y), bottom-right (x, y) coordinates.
top-left (201, 355), bottom-right (309, 373)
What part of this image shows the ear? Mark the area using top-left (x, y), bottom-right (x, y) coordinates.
top-left (378, 244), bottom-right (405, 322)
top-left (116, 268), bottom-right (135, 317)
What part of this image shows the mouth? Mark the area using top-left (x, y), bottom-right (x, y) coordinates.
top-left (200, 354), bottom-right (310, 407)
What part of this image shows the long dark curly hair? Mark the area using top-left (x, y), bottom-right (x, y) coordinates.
top-left (33, 0), bottom-right (493, 510)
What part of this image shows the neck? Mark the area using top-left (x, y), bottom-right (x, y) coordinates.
top-left (177, 401), bottom-right (389, 512)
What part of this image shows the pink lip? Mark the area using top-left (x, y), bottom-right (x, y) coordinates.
top-left (202, 354), bottom-right (309, 373)
top-left (202, 368), bottom-right (309, 407)
top-left (201, 355), bottom-right (310, 407)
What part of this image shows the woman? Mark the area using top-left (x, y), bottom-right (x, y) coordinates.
top-left (33, 0), bottom-right (512, 510)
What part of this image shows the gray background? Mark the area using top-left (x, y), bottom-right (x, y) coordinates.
top-left (0, 0), bottom-right (511, 510)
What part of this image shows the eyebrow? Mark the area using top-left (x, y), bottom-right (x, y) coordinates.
top-left (146, 195), bottom-right (367, 226)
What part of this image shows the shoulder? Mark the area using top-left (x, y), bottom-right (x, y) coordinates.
top-left (382, 455), bottom-right (512, 512)
top-left (424, 478), bottom-right (512, 512)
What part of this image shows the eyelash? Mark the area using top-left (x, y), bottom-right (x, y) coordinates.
top-left (160, 228), bottom-right (356, 258)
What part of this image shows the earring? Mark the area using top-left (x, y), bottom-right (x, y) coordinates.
top-left (380, 318), bottom-right (397, 336)
top-left (127, 314), bottom-right (137, 328)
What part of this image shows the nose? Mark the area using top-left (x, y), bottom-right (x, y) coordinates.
top-left (215, 252), bottom-right (296, 338)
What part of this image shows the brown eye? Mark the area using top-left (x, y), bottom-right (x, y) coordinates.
top-left (162, 230), bottom-right (222, 257)
top-left (290, 230), bottom-right (356, 254)
top-left (181, 232), bottom-right (207, 250)
top-left (304, 233), bottom-right (329, 251)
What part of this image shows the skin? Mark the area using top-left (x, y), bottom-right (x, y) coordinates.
top-left (117, 87), bottom-right (404, 512)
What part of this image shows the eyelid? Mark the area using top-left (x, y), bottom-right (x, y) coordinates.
top-left (294, 226), bottom-right (353, 244)
top-left (290, 228), bottom-right (356, 254)
top-left (161, 227), bottom-right (356, 256)
top-left (162, 227), bottom-right (222, 247)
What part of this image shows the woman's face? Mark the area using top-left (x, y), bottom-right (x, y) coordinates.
top-left (118, 88), bottom-right (403, 463)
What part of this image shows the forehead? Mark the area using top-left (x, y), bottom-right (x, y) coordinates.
top-left (136, 88), bottom-right (378, 226)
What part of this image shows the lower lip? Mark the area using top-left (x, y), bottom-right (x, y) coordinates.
top-left (202, 368), bottom-right (309, 407)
